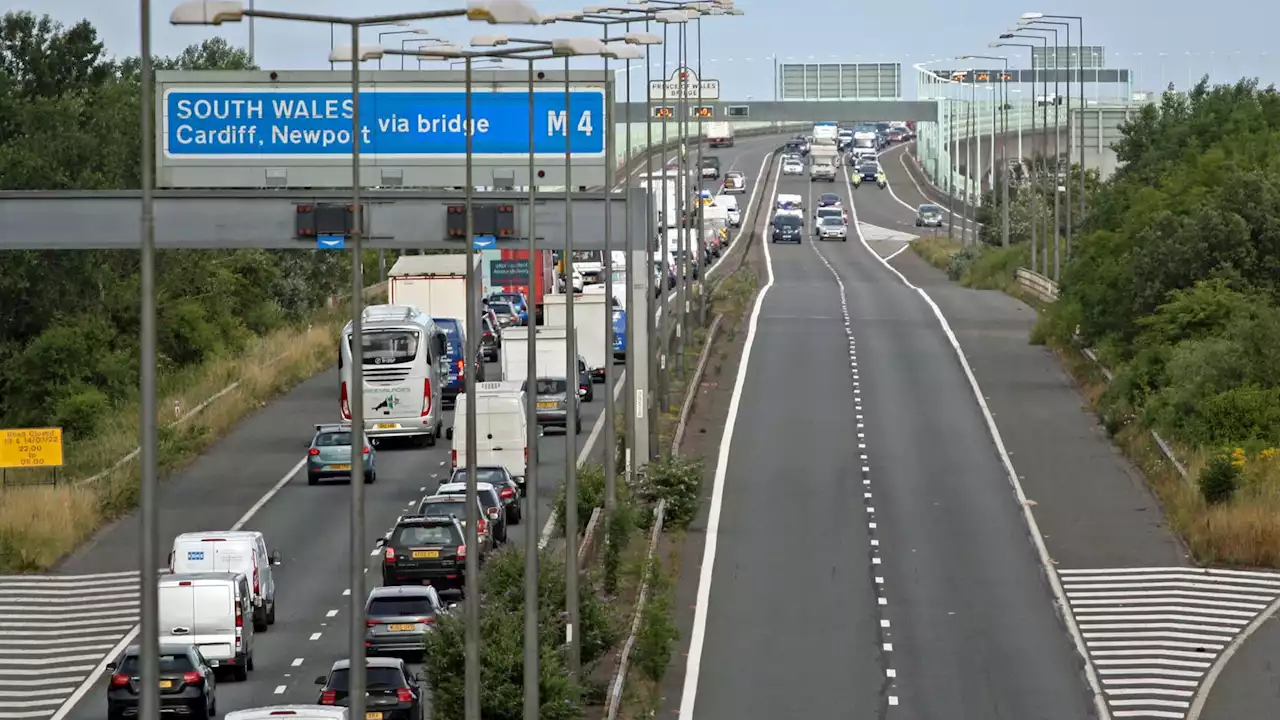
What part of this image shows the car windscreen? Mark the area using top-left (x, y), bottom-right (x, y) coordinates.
top-left (492, 293), bottom-right (521, 305)
top-left (326, 667), bottom-right (405, 691)
top-left (352, 330), bottom-right (419, 365)
top-left (119, 653), bottom-right (195, 675)
top-left (391, 523), bottom-right (461, 547)
top-left (919, 205), bottom-right (942, 214)
top-left (821, 217), bottom-right (843, 226)
top-left (818, 209), bottom-right (841, 218)
top-left (774, 217), bottom-right (801, 228)
top-left (450, 468), bottom-right (510, 487)
top-left (535, 378), bottom-right (569, 394)
top-left (415, 499), bottom-right (467, 517)
top-left (315, 432), bottom-right (352, 447)
top-left (701, 158), bottom-right (719, 166)
top-left (490, 302), bottom-right (512, 315)
top-left (439, 488), bottom-right (499, 510)
top-left (860, 165), bottom-right (878, 174)
top-left (368, 596), bottom-right (438, 617)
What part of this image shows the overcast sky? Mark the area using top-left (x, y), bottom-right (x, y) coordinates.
top-left (16, 0), bottom-right (1280, 100)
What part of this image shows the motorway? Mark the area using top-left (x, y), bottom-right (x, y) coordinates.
top-left (0, 134), bottom-right (788, 720)
top-left (679, 148), bottom-right (1096, 719)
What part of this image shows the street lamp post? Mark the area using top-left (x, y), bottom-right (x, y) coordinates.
top-left (1017, 24), bottom-right (1059, 280)
top-left (1025, 12), bottom-right (1086, 245)
top-left (993, 38), bottom-right (1044, 271)
top-left (958, 55), bottom-right (1010, 248)
top-left (1021, 17), bottom-right (1072, 274)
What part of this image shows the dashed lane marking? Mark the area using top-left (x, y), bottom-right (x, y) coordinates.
top-left (1059, 567), bottom-right (1280, 719)
top-left (0, 573), bottom-right (139, 720)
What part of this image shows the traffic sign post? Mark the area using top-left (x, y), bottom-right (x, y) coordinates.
top-left (156, 70), bottom-right (613, 189)
top-left (0, 426), bottom-right (65, 486)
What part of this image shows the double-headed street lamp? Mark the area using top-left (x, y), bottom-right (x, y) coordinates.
top-left (957, 54), bottom-right (1010, 249)
top-left (1006, 23), bottom-right (1061, 281)
top-left (171, 7), bottom-right (543, 720)
top-left (1018, 17), bottom-right (1072, 275)
top-left (1023, 12), bottom-right (1085, 226)
top-left (996, 32), bottom-right (1049, 278)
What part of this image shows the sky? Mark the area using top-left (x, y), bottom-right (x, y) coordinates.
top-left (15, 0), bottom-right (1280, 101)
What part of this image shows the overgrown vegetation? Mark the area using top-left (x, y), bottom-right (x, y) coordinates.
top-left (1028, 78), bottom-right (1280, 566)
top-left (630, 558), bottom-right (678, 685)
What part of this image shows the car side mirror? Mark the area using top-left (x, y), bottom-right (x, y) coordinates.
top-left (448, 603), bottom-right (458, 611)
top-left (270, 550), bottom-right (282, 566)
top-left (446, 427), bottom-right (454, 440)
top-left (374, 538), bottom-right (386, 548)
top-left (315, 676), bottom-right (327, 686)
top-left (106, 662), bottom-right (117, 672)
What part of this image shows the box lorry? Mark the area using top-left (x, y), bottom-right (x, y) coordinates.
top-left (641, 170), bottom-right (688, 230)
top-left (543, 293), bottom-right (610, 381)
top-left (704, 121), bottom-right (734, 148)
top-left (480, 248), bottom-right (553, 325)
top-left (500, 325), bottom-right (574, 386)
top-left (388, 254), bottom-right (476, 336)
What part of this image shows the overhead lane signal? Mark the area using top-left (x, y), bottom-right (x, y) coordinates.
top-left (691, 106), bottom-right (714, 118)
top-left (653, 106), bottom-right (674, 119)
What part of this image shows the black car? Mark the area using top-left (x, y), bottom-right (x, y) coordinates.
top-left (577, 355), bottom-right (595, 401)
top-left (107, 644), bottom-right (216, 720)
top-left (771, 214), bottom-right (803, 244)
top-left (316, 658), bottom-right (424, 720)
top-left (377, 514), bottom-right (473, 593)
top-left (445, 466), bottom-right (523, 524)
top-left (858, 163), bottom-right (880, 182)
top-left (818, 193), bottom-right (841, 208)
top-left (701, 156), bottom-right (721, 179)
top-left (479, 314), bottom-right (500, 362)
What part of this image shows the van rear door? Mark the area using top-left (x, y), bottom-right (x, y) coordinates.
top-left (485, 404), bottom-right (527, 477)
top-left (159, 584), bottom-right (197, 638)
top-left (192, 583), bottom-right (236, 661)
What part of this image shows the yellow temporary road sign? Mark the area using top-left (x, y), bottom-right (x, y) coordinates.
top-left (0, 427), bottom-right (65, 469)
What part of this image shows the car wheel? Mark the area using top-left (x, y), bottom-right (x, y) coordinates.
top-left (425, 430), bottom-right (437, 447)
top-left (232, 664), bottom-right (248, 682)
top-left (575, 419), bottom-right (582, 435)
top-left (266, 601), bottom-right (276, 625)
top-left (366, 472), bottom-right (376, 484)
top-left (253, 609), bottom-right (267, 633)
top-left (307, 473), bottom-right (319, 486)
top-left (209, 695), bottom-right (217, 717)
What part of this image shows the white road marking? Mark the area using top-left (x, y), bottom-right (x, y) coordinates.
top-left (843, 151), bottom-right (1113, 720)
top-left (309, 632), bottom-right (322, 641)
top-left (274, 685), bottom-right (287, 695)
top-left (326, 609), bottom-right (338, 617)
top-left (291, 658), bottom-right (304, 667)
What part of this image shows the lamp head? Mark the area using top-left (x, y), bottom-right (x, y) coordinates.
top-left (622, 31), bottom-right (662, 45)
top-left (955, 55), bottom-right (971, 60)
top-left (471, 34), bottom-right (509, 46)
top-left (550, 36), bottom-right (609, 56)
top-left (603, 44), bottom-right (644, 60)
top-left (726, 8), bottom-right (744, 14)
top-left (655, 9), bottom-right (688, 23)
top-left (329, 44), bottom-right (387, 63)
top-left (1021, 11), bottom-right (1044, 19)
top-left (1017, 18), bottom-right (1034, 26)
top-left (465, 0), bottom-right (544, 25)
top-left (987, 41), bottom-right (1003, 48)
top-left (999, 33), bottom-right (1014, 39)
top-left (170, 0), bottom-right (244, 25)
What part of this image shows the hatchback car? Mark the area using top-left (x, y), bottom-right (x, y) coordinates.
top-left (525, 376), bottom-right (581, 433)
top-left (308, 424), bottom-right (375, 485)
top-left (377, 513), bottom-right (476, 592)
top-left (412, 494), bottom-right (493, 548)
top-left (107, 644), bottom-right (216, 720)
top-left (916, 203), bottom-right (945, 228)
top-left (363, 585), bottom-right (454, 655)
top-left (782, 156), bottom-right (804, 175)
top-left (488, 301), bottom-right (519, 329)
top-left (315, 658), bottom-right (423, 720)
top-left (723, 171), bottom-right (746, 194)
top-left (818, 193), bottom-right (841, 208)
top-left (433, 481), bottom-right (509, 543)
top-left (486, 291), bottom-right (528, 325)
top-left (816, 216), bottom-right (849, 241)
top-left (446, 466), bottom-right (523, 524)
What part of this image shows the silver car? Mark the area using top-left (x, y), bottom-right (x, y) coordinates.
top-left (363, 585), bottom-right (454, 655)
top-left (816, 216), bottom-right (848, 241)
top-left (525, 376), bottom-right (582, 433)
top-left (782, 156), bottom-right (805, 175)
top-left (915, 203), bottom-right (945, 228)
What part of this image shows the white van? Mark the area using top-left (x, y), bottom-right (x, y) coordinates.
top-left (225, 707), bottom-right (348, 720)
top-left (169, 531), bottom-right (281, 631)
top-left (448, 382), bottom-right (529, 482)
top-left (714, 195), bottom-right (741, 227)
top-left (159, 572), bottom-right (255, 680)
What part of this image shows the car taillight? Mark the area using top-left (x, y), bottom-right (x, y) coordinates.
top-left (366, 620), bottom-right (381, 627)
top-left (235, 603), bottom-right (242, 628)
top-left (421, 379), bottom-right (432, 417)
top-left (384, 546), bottom-right (396, 562)
top-left (456, 359), bottom-right (464, 376)
top-left (500, 486), bottom-right (515, 500)
top-left (477, 518), bottom-right (488, 535)
top-left (524, 447), bottom-right (528, 463)
top-left (396, 688), bottom-right (414, 703)
top-left (319, 691), bottom-right (337, 705)
top-left (234, 600), bottom-right (243, 650)
top-left (308, 448), bottom-right (320, 456)
top-left (456, 544), bottom-right (467, 559)
top-left (340, 382), bottom-right (350, 420)
top-left (182, 672), bottom-right (201, 686)
top-left (110, 674), bottom-right (130, 688)
top-left (363, 446), bottom-right (370, 455)
top-left (451, 450), bottom-right (457, 468)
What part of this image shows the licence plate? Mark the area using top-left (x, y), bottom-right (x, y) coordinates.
top-left (412, 550), bottom-right (439, 559)
top-left (376, 423), bottom-right (398, 429)
top-left (388, 623), bottom-right (416, 632)
top-left (158, 680), bottom-right (173, 689)
top-left (366, 714), bottom-right (383, 720)
top-left (537, 401), bottom-right (556, 409)
top-left (329, 464), bottom-right (351, 471)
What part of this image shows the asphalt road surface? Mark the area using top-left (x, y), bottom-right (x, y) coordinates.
top-left (1, 133), bottom-right (789, 720)
top-left (680, 154), bottom-right (1094, 719)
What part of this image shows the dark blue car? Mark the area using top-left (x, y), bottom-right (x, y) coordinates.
top-left (487, 292), bottom-right (529, 326)
top-left (434, 318), bottom-right (475, 406)
top-left (612, 308), bottom-right (627, 361)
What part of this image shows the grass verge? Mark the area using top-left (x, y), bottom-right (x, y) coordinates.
top-left (0, 295), bottom-right (379, 574)
top-left (911, 235), bottom-right (1030, 294)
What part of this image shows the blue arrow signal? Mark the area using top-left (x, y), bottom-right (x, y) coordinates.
top-left (317, 234), bottom-right (345, 250)
top-left (473, 235), bottom-right (497, 249)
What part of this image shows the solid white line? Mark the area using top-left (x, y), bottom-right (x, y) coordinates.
top-left (883, 244), bottom-right (910, 262)
top-left (678, 150), bottom-right (781, 720)
top-left (842, 165), bottom-right (1112, 720)
top-left (878, 143), bottom-right (979, 229)
top-left (309, 632), bottom-right (322, 641)
top-left (48, 457), bottom-right (306, 720)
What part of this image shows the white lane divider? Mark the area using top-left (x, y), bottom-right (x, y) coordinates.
top-left (842, 153), bottom-right (1113, 719)
top-left (806, 212), bottom-right (901, 711)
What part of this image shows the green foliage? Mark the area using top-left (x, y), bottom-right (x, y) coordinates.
top-left (553, 463), bottom-right (606, 537)
top-left (631, 558), bottom-right (678, 684)
top-left (0, 14), bottom-right (352, 439)
top-left (1041, 79), bottom-right (1280, 451)
top-left (636, 456), bottom-right (702, 530)
top-left (602, 501), bottom-right (637, 595)
top-left (1198, 452), bottom-right (1242, 505)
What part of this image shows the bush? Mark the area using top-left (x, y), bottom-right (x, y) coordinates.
top-left (602, 501), bottom-right (637, 595)
top-left (552, 463), bottom-right (605, 537)
top-left (631, 558), bottom-right (677, 684)
top-left (636, 456), bottom-right (702, 530)
top-left (946, 246), bottom-right (980, 281)
top-left (1199, 451), bottom-right (1242, 505)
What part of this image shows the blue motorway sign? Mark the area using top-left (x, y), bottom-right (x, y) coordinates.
top-left (162, 87), bottom-right (607, 159)
top-left (317, 234), bottom-right (345, 250)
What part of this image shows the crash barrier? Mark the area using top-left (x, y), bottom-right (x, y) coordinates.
top-left (615, 121), bottom-right (811, 172)
top-left (1015, 268), bottom-right (1059, 304)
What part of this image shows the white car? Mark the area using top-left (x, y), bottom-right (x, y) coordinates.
top-left (816, 216), bottom-right (848, 241)
top-left (782, 157), bottom-right (805, 175)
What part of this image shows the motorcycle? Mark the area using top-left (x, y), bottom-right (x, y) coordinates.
top-left (876, 171), bottom-right (887, 189)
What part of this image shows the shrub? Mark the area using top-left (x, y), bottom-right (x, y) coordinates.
top-left (946, 246), bottom-right (981, 281)
top-left (602, 501), bottom-right (637, 595)
top-left (637, 456), bottom-right (702, 530)
top-left (1199, 451), bottom-right (1242, 505)
top-left (631, 558), bottom-right (677, 684)
top-left (552, 463), bottom-right (605, 537)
